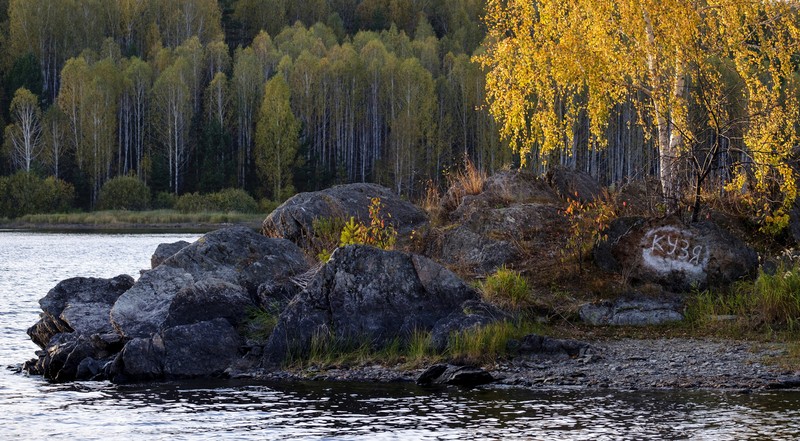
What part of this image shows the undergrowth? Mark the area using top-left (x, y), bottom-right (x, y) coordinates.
top-left (685, 262), bottom-right (800, 332)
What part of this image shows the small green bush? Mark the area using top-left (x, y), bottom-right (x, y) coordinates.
top-left (208, 188), bottom-right (259, 213)
top-left (176, 188), bottom-right (259, 213)
top-left (0, 171), bottom-right (75, 218)
top-left (152, 191), bottom-right (177, 209)
top-left (481, 266), bottom-right (530, 310)
top-left (239, 308), bottom-right (278, 343)
top-left (97, 175), bottom-right (151, 211)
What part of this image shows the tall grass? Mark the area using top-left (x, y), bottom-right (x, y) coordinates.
top-left (288, 327), bottom-right (439, 369)
top-left (444, 155), bottom-right (487, 210)
top-left (686, 263), bottom-right (800, 331)
top-left (447, 320), bottom-right (542, 364)
top-left (481, 266), bottom-right (531, 310)
top-left (9, 209), bottom-right (263, 227)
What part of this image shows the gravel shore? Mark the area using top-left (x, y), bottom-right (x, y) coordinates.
top-left (254, 338), bottom-right (800, 391)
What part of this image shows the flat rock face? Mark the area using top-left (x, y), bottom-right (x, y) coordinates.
top-left (264, 245), bottom-right (481, 363)
top-left (580, 297), bottom-right (684, 326)
top-left (594, 217), bottom-right (758, 292)
top-left (161, 226), bottom-right (310, 294)
top-left (110, 266), bottom-right (195, 339)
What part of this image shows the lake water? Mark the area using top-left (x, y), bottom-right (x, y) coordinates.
top-left (1, 231), bottom-right (800, 440)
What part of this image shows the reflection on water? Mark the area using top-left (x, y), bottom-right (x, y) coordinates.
top-left (1, 232), bottom-right (800, 440)
top-left (5, 378), bottom-right (800, 440)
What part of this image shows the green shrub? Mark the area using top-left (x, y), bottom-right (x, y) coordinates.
top-left (312, 216), bottom-right (346, 262)
top-left (176, 189), bottom-right (259, 213)
top-left (152, 191), bottom-right (177, 209)
top-left (97, 175), bottom-right (151, 211)
top-left (0, 171), bottom-right (75, 218)
top-left (239, 308), bottom-right (278, 343)
top-left (208, 188), bottom-right (259, 213)
top-left (338, 197), bottom-right (397, 250)
top-left (481, 266), bottom-right (530, 310)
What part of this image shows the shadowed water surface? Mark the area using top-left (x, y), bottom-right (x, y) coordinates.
top-left (1, 232), bottom-right (799, 439)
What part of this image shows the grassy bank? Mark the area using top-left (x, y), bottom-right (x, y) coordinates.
top-left (0, 209), bottom-right (264, 231)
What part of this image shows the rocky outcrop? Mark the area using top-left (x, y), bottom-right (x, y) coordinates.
top-left (594, 217), bottom-right (759, 292)
top-left (426, 170), bottom-right (570, 274)
top-left (263, 245), bottom-right (484, 363)
top-left (151, 240), bottom-right (190, 268)
top-left (26, 226), bottom-right (312, 383)
top-left (110, 226), bottom-right (309, 339)
top-left (262, 183), bottom-right (428, 249)
top-left (580, 297), bottom-right (684, 326)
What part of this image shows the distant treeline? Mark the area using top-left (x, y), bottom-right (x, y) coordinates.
top-left (0, 0), bottom-right (678, 218)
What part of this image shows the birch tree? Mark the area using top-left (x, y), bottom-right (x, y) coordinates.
top-left (255, 75), bottom-right (300, 201)
top-left (7, 88), bottom-right (43, 173)
top-left (478, 0), bottom-right (800, 224)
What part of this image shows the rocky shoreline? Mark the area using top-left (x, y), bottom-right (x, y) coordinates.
top-left (17, 177), bottom-right (800, 392)
top-left (243, 338), bottom-right (798, 392)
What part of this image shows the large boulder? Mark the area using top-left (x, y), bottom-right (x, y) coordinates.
top-left (263, 245), bottom-right (481, 363)
top-left (594, 217), bottom-right (759, 292)
top-left (159, 226), bottom-right (309, 294)
top-left (27, 275), bottom-right (134, 348)
top-left (545, 166), bottom-right (602, 202)
top-left (112, 318), bottom-right (242, 381)
top-left (151, 240), bottom-right (191, 268)
top-left (262, 183), bottom-right (428, 248)
top-left (111, 226), bottom-right (309, 339)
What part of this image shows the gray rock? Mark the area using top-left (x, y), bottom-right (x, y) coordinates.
top-left (110, 266), bottom-right (195, 339)
top-left (262, 183), bottom-right (428, 248)
top-left (545, 166), bottom-right (602, 202)
top-left (580, 297), bottom-right (684, 326)
top-left (151, 241), bottom-right (191, 268)
top-left (27, 275), bottom-right (134, 348)
top-left (32, 333), bottom-right (95, 383)
top-left (430, 300), bottom-right (510, 351)
top-left (416, 364), bottom-right (494, 387)
top-left (161, 226), bottom-right (310, 294)
top-left (112, 318), bottom-right (243, 382)
top-left (264, 245), bottom-right (480, 363)
top-left (111, 226), bottom-right (309, 339)
top-left (426, 202), bottom-right (566, 275)
top-left (161, 318), bottom-right (242, 379)
top-left (117, 336), bottom-right (166, 381)
top-left (512, 334), bottom-right (591, 357)
top-left (164, 278), bottom-right (255, 328)
top-left (427, 170), bottom-right (568, 275)
top-left (425, 225), bottom-right (517, 274)
top-left (594, 217), bottom-right (758, 292)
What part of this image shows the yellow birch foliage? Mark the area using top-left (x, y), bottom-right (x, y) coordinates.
top-left (478, 0), bottom-right (800, 228)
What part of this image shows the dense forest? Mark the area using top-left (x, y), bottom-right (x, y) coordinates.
top-left (0, 0), bottom-right (798, 228)
top-left (0, 0), bottom-right (508, 214)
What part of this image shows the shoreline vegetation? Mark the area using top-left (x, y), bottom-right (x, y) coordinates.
top-left (0, 209), bottom-right (263, 232)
